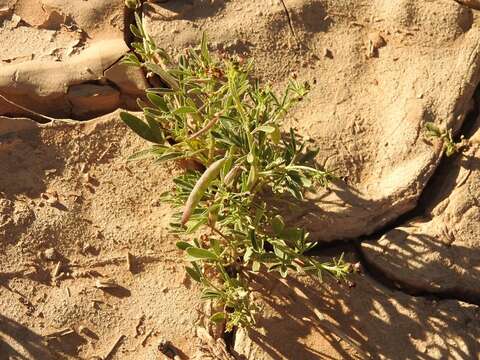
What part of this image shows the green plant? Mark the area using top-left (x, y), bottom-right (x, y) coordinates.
top-left (124, 0), bottom-right (139, 10)
top-left (120, 14), bottom-right (350, 331)
top-left (424, 122), bottom-right (466, 157)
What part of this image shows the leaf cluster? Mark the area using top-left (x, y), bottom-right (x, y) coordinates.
top-left (120, 14), bottom-right (350, 331)
top-left (425, 122), bottom-right (465, 157)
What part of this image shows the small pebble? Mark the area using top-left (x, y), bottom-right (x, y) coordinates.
top-left (44, 248), bottom-right (58, 261)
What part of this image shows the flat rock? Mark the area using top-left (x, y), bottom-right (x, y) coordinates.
top-left (361, 116), bottom-right (480, 301)
top-left (0, 39), bottom-right (128, 118)
top-left (0, 0), bottom-right (128, 118)
top-left (0, 115), bottom-right (38, 135)
top-left (143, 0), bottom-right (480, 241)
top-left (67, 84), bottom-right (121, 119)
top-left (0, 111), bottom-right (203, 359)
top-left (104, 62), bottom-right (149, 96)
top-left (234, 260), bottom-right (480, 359)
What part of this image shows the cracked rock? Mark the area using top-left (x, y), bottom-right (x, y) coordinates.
top-left (104, 62), bottom-right (149, 96)
top-left (0, 0), bottom-right (127, 118)
top-left (143, 0), bottom-right (480, 242)
top-left (234, 258), bottom-right (480, 360)
top-left (67, 84), bottom-right (120, 119)
top-left (0, 39), bottom-right (128, 118)
top-left (361, 116), bottom-right (480, 301)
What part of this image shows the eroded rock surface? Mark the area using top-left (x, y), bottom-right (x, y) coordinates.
top-left (1, 1), bottom-right (480, 358)
top-left (234, 253), bottom-right (480, 360)
top-left (0, 112), bottom-right (203, 359)
top-left (361, 116), bottom-right (480, 301)
top-left (0, 0), bottom-right (142, 119)
top-left (143, 0), bottom-right (480, 242)
top-left (67, 83), bottom-right (121, 119)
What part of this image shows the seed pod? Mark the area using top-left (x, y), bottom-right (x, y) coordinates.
top-left (188, 114), bottom-right (220, 140)
top-left (181, 158), bottom-right (226, 226)
top-left (246, 164), bottom-right (258, 191)
top-left (223, 165), bottom-right (242, 188)
top-left (208, 204), bottom-right (221, 228)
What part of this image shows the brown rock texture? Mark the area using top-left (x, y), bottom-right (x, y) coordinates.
top-left (67, 84), bottom-right (121, 119)
top-left (0, 0), bottom-right (139, 119)
top-left (234, 254), bottom-right (480, 360)
top-left (104, 62), bottom-right (149, 96)
top-left (0, 112), bottom-right (203, 359)
top-left (361, 116), bottom-right (480, 301)
top-left (1, 0), bottom-right (480, 358)
top-left (143, 0), bottom-right (480, 242)
top-left (0, 39), bottom-right (129, 118)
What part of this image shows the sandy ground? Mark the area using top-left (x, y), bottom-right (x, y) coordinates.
top-left (1, 0), bottom-right (480, 359)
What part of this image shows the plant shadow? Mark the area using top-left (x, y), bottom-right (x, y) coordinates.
top-left (361, 227), bottom-right (480, 304)
top-left (0, 314), bottom-right (60, 359)
top-left (143, 0), bottom-right (226, 21)
top-left (357, 113), bottom-right (480, 301)
top-left (242, 249), bottom-right (480, 359)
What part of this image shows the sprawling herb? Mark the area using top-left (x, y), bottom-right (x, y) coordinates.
top-left (120, 14), bottom-right (350, 331)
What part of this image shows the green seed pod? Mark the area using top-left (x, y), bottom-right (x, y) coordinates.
top-left (208, 204), bottom-right (221, 228)
top-left (181, 158), bottom-right (227, 226)
top-left (246, 164), bottom-right (258, 191)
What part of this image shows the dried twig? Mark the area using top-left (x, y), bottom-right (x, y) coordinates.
top-left (126, 252), bottom-right (134, 272)
top-left (45, 328), bottom-right (75, 339)
top-left (0, 93), bottom-right (75, 123)
top-left (188, 115), bottom-right (220, 140)
top-left (104, 334), bottom-right (125, 360)
top-left (141, 329), bottom-right (154, 346)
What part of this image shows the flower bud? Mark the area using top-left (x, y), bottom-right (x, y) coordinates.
top-left (125, 0), bottom-right (139, 9)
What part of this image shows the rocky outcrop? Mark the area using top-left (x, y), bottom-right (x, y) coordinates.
top-left (143, 0), bottom-right (480, 242)
top-left (234, 263), bottom-right (480, 360)
top-left (361, 117), bottom-right (480, 301)
top-left (0, 0), bottom-right (147, 119)
top-left (1, 1), bottom-right (480, 358)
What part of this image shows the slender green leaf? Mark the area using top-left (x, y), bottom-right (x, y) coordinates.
top-left (144, 117), bottom-right (164, 143)
top-left (210, 312), bottom-right (226, 323)
top-left (185, 266), bottom-right (201, 282)
top-left (173, 106), bottom-right (197, 115)
top-left (147, 93), bottom-right (169, 112)
top-left (255, 125), bottom-right (275, 134)
top-left (176, 241), bottom-right (192, 250)
top-left (120, 112), bottom-right (158, 143)
top-left (145, 62), bottom-right (179, 90)
top-left (129, 24), bottom-right (142, 38)
top-left (147, 87), bottom-right (175, 95)
top-left (187, 247), bottom-right (218, 261)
